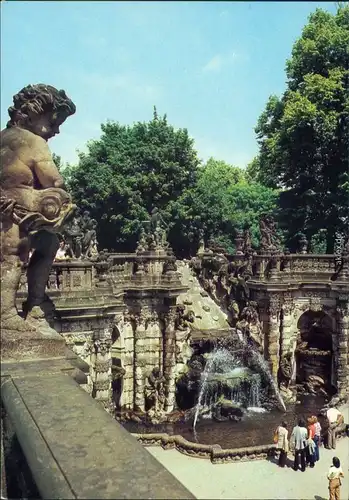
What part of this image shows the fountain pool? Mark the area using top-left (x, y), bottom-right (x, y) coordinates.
top-left (123, 394), bottom-right (327, 449)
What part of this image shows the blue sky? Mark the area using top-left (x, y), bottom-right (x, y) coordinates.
top-left (1, 1), bottom-right (337, 168)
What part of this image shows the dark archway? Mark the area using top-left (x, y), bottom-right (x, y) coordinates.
top-left (295, 310), bottom-right (334, 396)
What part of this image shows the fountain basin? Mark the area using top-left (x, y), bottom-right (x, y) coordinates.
top-left (123, 395), bottom-right (344, 463)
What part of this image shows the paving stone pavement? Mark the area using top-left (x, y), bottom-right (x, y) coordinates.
top-left (147, 406), bottom-right (349, 500)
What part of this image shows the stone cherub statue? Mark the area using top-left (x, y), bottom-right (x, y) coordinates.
top-left (0, 84), bottom-right (76, 337)
top-left (144, 367), bottom-right (166, 420)
top-left (236, 301), bottom-right (263, 352)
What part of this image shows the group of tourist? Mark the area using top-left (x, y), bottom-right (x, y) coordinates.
top-left (274, 407), bottom-right (345, 499)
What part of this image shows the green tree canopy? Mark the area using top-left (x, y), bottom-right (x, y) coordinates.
top-left (253, 6), bottom-right (349, 252)
top-left (168, 158), bottom-right (278, 255)
top-left (66, 110), bottom-right (201, 251)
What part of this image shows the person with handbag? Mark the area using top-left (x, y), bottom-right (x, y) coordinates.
top-left (327, 456), bottom-right (344, 500)
top-left (274, 421), bottom-right (289, 467)
top-left (306, 416), bottom-right (317, 467)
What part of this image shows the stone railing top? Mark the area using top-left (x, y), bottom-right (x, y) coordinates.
top-left (53, 260), bottom-right (94, 268)
top-left (223, 253), bottom-right (337, 260)
top-left (1, 360), bottom-right (194, 500)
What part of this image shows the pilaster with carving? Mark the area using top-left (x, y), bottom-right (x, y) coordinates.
top-left (134, 309), bottom-right (150, 411)
top-left (91, 336), bottom-right (113, 403)
top-left (281, 292), bottom-right (295, 360)
top-left (121, 312), bottom-right (135, 409)
top-left (267, 293), bottom-right (282, 379)
top-left (336, 298), bottom-right (349, 400)
top-left (162, 308), bottom-right (177, 412)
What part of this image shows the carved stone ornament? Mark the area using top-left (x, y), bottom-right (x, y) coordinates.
top-left (94, 360), bottom-right (112, 373)
top-left (282, 293), bottom-right (295, 315)
top-left (268, 294), bottom-right (281, 317)
top-left (94, 338), bottom-right (112, 355)
top-left (336, 300), bottom-right (349, 318)
top-left (308, 297), bottom-right (323, 312)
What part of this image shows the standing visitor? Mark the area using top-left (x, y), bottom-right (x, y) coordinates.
top-left (313, 416), bottom-right (322, 462)
top-left (326, 407), bottom-right (344, 450)
top-left (290, 419), bottom-right (308, 472)
top-left (275, 421), bottom-right (289, 467)
top-left (55, 240), bottom-right (69, 261)
top-left (306, 416), bottom-right (316, 467)
top-left (327, 456), bottom-right (344, 500)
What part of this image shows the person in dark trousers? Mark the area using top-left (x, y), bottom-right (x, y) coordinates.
top-left (275, 421), bottom-right (289, 468)
top-left (290, 419), bottom-right (308, 472)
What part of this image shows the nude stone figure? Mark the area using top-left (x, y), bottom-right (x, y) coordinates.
top-left (0, 84), bottom-right (76, 339)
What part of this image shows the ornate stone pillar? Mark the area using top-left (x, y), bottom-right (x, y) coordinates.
top-left (163, 308), bottom-right (177, 412)
top-left (281, 293), bottom-right (295, 360)
top-left (121, 313), bottom-right (135, 409)
top-left (134, 309), bottom-right (149, 411)
top-left (148, 312), bottom-right (163, 372)
top-left (267, 293), bottom-right (281, 380)
top-left (336, 299), bottom-right (349, 400)
top-left (91, 336), bottom-right (113, 404)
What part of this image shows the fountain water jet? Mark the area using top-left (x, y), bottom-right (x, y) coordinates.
top-left (233, 330), bottom-right (286, 412)
top-left (192, 332), bottom-right (286, 430)
top-left (192, 347), bottom-right (264, 429)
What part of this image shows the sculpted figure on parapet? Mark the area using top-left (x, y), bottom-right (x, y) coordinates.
top-left (258, 214), bottom-right (280, 254)
top-left (63, 209), bottom-right (98, 259)
top-left (136, 207), bottom-right (170, 254)
top-left (0, 84), bottom-right (76, 337)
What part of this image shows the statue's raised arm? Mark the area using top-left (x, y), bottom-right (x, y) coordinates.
top-left (0, 84), bottom-right (76, 339)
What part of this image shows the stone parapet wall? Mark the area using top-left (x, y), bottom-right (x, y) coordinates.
top-left (134, 432), bottom-right (277, 463)
top-left (1, 359), bottom-right (193, 499)
top-left (134, 428), bottom-right (347, 464)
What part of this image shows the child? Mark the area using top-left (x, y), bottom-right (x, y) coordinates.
top-left (327, 457), bottom-right (344, 500)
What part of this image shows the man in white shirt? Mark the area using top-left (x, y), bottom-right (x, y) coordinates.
top-left (290, 419), bottom-right (308, 471)
top-left (326, 407), bottom-right (344, 450)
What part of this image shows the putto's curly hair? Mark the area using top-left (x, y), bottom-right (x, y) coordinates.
top-left (7, 84), bottom-right (76, 128)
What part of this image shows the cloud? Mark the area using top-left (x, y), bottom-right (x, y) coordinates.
top-left (202, 51), bottom-right (238, 73)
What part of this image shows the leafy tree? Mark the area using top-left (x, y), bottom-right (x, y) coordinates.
top-left (254, 6), bottom-right (349, 252)
top-left (169, 158), bottom-right (279, 255)
top-left (66, 110), bottom-right (201, 251)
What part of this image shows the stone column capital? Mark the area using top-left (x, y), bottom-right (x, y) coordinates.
top-left (94, 338), bottom-right (112, 355)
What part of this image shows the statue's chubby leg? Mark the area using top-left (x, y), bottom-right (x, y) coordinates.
top-left (23, 230), bottom-right (59, 330)
top-left (0, 222), bottom-right (35, 332)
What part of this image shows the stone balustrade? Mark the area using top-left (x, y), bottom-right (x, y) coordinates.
top-left (1, 358), bottom-right (194, 500)
top-left (221, 254), bottom-right (338, 282)
top-left (17, 253), bottom-right (342, 296)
